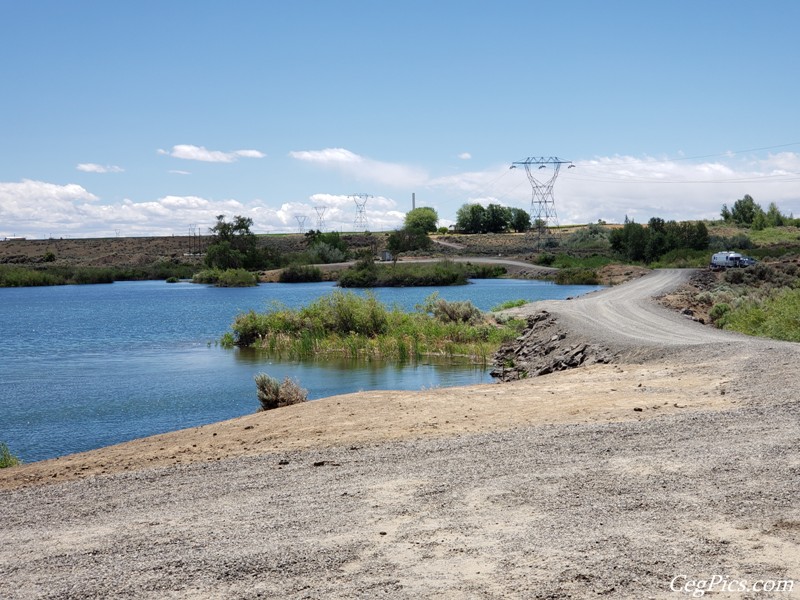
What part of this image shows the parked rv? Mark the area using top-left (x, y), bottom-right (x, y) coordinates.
top-left (710, 251), bottom-right (757, 270)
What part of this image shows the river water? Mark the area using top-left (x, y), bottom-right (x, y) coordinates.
top-left (0, 279), bottom-right (602, 462)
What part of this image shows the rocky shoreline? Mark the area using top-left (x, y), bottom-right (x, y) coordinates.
top-left (491, 310), bottom-right (615, 381)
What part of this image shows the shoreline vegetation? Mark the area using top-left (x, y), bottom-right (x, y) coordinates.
top-left (221, 290), bottom-right (526, 363)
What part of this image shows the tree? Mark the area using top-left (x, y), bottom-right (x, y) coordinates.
top-left (205, 215), bottom-right (264, 269)
top-left (404, 207), bottom-right (438, 233)
top-left (508, 208), bottom-right (531, 232)
top-left (689, 221), bottom-right (709, 250)
top-left (720, 204), bottom-right (732, 222)
top-left (386, 227), bottom-right (432, 262)
top-left (729, 195), bottom-right (761, 226)
top-left (455, 203), bottom-right (486, 233)
top-left (483, 204), bottom-right (511, 233)
top-left (765, 202), bottom-right (786, 228)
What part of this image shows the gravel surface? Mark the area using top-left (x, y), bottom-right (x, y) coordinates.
top-left (2, 269), bottom-right (798, 599)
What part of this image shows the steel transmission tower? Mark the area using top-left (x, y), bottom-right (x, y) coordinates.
top-left (350, 193), bottom-right (372, 230)
top-left (511, 156), bottom-right (574, 248)
top-left (295, 215), bottom-right (308, 233)
top-left (314, 207), bottom-right (327, 231)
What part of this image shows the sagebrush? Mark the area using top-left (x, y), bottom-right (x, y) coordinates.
top-left (255, 374), bottom-right (309, 411)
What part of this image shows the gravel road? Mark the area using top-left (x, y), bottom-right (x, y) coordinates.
top-left (2, 269), bottom-right (798, 599)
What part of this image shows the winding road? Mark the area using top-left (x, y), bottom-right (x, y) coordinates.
top-left (515, 268), bottom-right (750, 348)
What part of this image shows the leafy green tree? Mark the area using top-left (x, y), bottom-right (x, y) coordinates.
top-left (752, 209), bottom-right (768, 231)
top-left (720, 204), bottom-right (732, 222)
top-left (508, 208), bottom-right (531, 232)
top-left (483, 204), bottom-right (511, 233)
top-left (730, 195), bottom-right (761, 226)
top-left (404, 207), bottom-right (438, 233)
top-left (765, 202), bottom-right (786, 227)
top-left (205, 214), bottom-right (272, 270)
top-left (689, 221), bottom-right (709, 250)
top-left (456, 203), bottom-right (486, 233)
top-left (609, 221), bottom-right (647, 261)
top-left (387, 227), bottom-right (432, 262)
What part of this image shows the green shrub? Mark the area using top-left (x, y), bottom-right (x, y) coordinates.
top-left (255, 374), bottom-right (308, 411)
top-left (193, 268), bottom-right (258, 287)
top-left (720, 289), bottom-right (800, 341)
top-left (0, 442), bottom-right (21, 468)
top-left (165, 276), bottom-right (180, 283)
top-left (709, 303), bottom-right (731, 325)
top-left (552, 268), bottom-right (599, 285)
top-left (419, 292), bottom-right (483, 324)
top-left (536, 253), bottom-right (556, 266)
top-left (279, 264), bottom-right (323, 283)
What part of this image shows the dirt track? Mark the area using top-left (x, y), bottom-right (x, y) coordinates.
top-left (2, 270), bottom-right (799, 599)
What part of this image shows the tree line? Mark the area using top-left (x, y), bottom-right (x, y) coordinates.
top-left (721, 195), bottom-right (799, 229)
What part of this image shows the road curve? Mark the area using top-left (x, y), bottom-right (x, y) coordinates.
top-left (515, 268), bottom-right (748, 348)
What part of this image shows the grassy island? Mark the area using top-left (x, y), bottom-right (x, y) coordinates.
top-left (222, 290), bottom-right (525, 362)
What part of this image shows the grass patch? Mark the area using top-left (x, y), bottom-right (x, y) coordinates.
top-left (0, 442), bottom-right (21, 468)
top-left (224, 290), bottom-right (525, 363)
top-left (491, 299), bottom-right (528, 311)
top-left (747, 226), bottom-right (800, 246)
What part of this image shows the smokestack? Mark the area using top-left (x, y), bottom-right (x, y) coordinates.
top-left (412, 192), bottom-right (416, 210)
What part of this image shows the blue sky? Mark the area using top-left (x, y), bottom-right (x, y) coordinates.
top-left (1, 0), bottom-right (799, 238)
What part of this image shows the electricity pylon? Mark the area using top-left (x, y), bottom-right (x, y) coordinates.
top-left (314, 207), bottom-right (327, 231)
top-left (510, 156), bottom-right (574, 249)
top-left (350, 193), bottom-right (372, 230)
top-left (295, 215), bottom-right (308, 233)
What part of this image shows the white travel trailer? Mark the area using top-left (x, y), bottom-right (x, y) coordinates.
top-left (710, 251), bottom-right (743, 269)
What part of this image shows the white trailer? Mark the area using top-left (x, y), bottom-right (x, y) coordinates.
top-left (710, 251), bottom-right (743, 269)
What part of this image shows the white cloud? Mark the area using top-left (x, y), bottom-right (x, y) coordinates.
top-left (458, 152), bottom-right (472, 160)
top-left (168, 169), bottom-right (191, 176)
top-left (76, 163), bottom-right (124, 173)
top-left (158, 144), bottom-right (266, 163)
top-left (289, 147), bottom-right (428, 188)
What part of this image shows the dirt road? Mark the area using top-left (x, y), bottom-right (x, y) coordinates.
top-left (509, 269), bottom-right (744, 347)
top-left (1, 270), bottom-right (798, 599)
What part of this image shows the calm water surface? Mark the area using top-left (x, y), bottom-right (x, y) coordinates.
top-left (0, 279), bottom-right (602, 461)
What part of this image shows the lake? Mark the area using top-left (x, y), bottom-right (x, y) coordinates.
top-left (0, 279), bottom-right (602, 462)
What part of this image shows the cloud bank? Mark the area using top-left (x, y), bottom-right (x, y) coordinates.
top-left (2, 152), bottom-right (798, 238)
